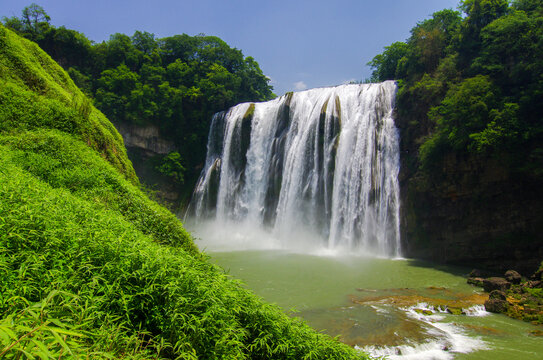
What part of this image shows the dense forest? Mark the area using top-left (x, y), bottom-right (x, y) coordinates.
top-left (2, 4), bottom-right (275, 201)
top-left (368, 0), bottom-right (542, 180)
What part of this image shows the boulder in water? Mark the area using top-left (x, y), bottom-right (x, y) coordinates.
top-left (484, 298), bottom-right (509, 313)
top-left (467, 277), bottom-right (484, 287)
top-left (488, 290), bottom-right (507, 300)
top-left (483, 277), bottom-right (511, 292)
top-left (505, 270), bottom-right (522, 284)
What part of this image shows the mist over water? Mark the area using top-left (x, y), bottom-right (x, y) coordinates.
top-left (188, 81), bottom-right (400, 257)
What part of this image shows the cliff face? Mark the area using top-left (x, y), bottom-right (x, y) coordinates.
top-left (113, 122), bottom-right (182, 206)
top-left (397, 114), bottom-right (543, 275)
top-left (114, 122), bottom-right (176, 155)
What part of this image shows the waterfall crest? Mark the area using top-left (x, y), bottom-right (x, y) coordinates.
top-left (189, 81), bottom-right (401, 257)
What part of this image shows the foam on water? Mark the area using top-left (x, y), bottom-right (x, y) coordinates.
top-left (360, 303), bottom-right (488, 360)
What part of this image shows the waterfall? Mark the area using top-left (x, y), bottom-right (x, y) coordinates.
top-left (189, 81), bottom-right (401, 257)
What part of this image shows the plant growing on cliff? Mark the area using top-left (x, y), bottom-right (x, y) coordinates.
top-left (156, 151), bottom-right (186, 184)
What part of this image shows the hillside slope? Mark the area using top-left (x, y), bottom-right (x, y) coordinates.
top-left (0, 25), bottom-right (367, 359)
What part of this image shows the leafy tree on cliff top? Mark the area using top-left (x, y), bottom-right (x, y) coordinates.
top-left (369, 0), bottom-right (543, 177)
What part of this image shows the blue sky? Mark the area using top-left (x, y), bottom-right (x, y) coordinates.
top-left (1, 0), bottom-right (460, 95)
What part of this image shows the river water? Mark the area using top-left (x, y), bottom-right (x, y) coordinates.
top-left (189, 223), bottom-right (543, 360)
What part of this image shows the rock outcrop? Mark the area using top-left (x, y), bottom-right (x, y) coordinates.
top-left (484, 290), bottom-right (509, 313)
top-left (114, 122), bottom-right (176, 155)
top-left (483, 277), bottom-right (511, 292)
top-left (113, 122), bottom-right (181, 206)
top-left (396, 110), bottom-right (543, 274)
top-left (505, 270), bottom-right (522, 284)
top-left (468, 269), bottom-right (543, 323)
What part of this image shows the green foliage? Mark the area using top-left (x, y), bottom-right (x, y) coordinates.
top-left (0, 24), bottom-right (367, 360)
top-left (469, 102), bottom-right (520, 152)
top-left (369, 0), bottom-right (543, 178)
top-left (3, 3), bottom-right (52, 41)
top-left (0, 125), bottom-right (365, 360)
top-left (430, 75), bottom-right (498, 150)
top-left (157, 152), bottom-right (186, 184)
top-left (0, 292), bottom-right (90, 359)
top-left (0, 24), bottom-right (137, 183)
top-left (408, 9), bottom-right (462, 74)
top-left (367, 42), bottom-right (409, 81)
top-left (2, 10), bottom-right (276, 197)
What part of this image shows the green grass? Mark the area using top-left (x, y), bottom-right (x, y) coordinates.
top-left (0, 24), bottom-right (136, 183)
top-left (0, 25), bottom-right (369, 359)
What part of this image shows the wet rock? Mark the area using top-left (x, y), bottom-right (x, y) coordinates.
top-left (531, 269), bottom-right (543, 281)
top-left (446, 307), bottom-right (463, 315)
top-left (483, 277), bottom-right (511, 292)
top-left (524, 280), bottom-right (542, 289)
top-left (469, 269), bottom-right (484, 278)
top-left (505, 270), bottom-right (522, 284)
top-left (414, 308), bottom-right (433, 316)
top-left (484, 298), bottom-right (509, 313)
top-left (488, 290), bottom-right (506, 300)
top-left (467, 277), bottom-right (484, 287)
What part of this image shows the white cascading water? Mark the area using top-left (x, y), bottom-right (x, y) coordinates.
top-left (188, 81), bottom-right (401, 257)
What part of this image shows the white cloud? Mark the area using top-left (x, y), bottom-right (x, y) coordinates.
top-left (294, 81), bottom-right (307, 91)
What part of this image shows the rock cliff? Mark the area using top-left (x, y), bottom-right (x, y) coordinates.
top-left (114, 122), bottom-right (182, 207)
top-left (397, 113), bottom-right (543, 275)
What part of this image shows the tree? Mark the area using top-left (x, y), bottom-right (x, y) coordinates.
top-left (2, 3), bottom-right (50, 40)
top-left (1, 16), bottom-right (24, 33)
top-left (457, 0), bottom-right (510, 68)
top-left (95, 64), bottom-right (139, 122)
top-left (132, 31), bottom-right (157, 55)
top-left (459, 0), bottom-right (509, 28)
top-left (512, 0), bottom-right (543, 15)
top-left (408, 9), bottom-right (462, 73)
top-left (159, 34), bottom-right (198, 65)
top-left (21, 3), bottom-right (50, 39)
top-left (367, 42), bottom-right (409, 81)
top-left (39, 26), bottom-right (92, 68)
top-left (430, 75), bottom-right (499, 149)
top-left (105, 33), bottom-right (141, 70)
top-left (157, 152), bottom-right (186, 184)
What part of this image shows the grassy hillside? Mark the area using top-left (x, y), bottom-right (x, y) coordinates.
top-left (0, 25), bottom-right (367, 359)
top-left (0, 24), bottom-right (136, 183)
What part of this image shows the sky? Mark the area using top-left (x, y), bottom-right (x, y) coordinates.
top-left (0, 0), bottom-right (460, 96)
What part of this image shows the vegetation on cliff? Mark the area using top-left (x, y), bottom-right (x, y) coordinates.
top-left (0, 25), bottom-right (367, 359)
top-left (2, 4), bottom-right (276, 201)
top-left (368, 0), bottom-right (542, 179)
top-left (369, 0), bottom-right (543, 275)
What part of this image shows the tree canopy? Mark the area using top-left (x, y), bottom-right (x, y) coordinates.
top-left (368, 0), bottom-right (543, 178)
top-left (2, 4), bottom-right (276, 196)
